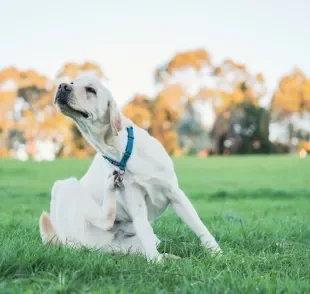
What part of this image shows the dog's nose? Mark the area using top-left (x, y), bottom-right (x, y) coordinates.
top-left (55, 83), bottom-right (73, 104)
top-left (58, 83), bottom-right (72, 93)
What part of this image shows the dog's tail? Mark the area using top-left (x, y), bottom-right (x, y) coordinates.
top-left (39, 211), bottom-right (60, 245)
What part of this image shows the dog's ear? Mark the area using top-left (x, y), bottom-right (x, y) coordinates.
top-left (108, 99), bottom-right (122, 136)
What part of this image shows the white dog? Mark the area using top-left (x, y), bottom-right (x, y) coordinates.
top-left (40, 76), bottom-right (221, 262)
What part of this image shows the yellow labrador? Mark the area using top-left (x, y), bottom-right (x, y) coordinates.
top-left (42, 76), bottom-right (221, 262)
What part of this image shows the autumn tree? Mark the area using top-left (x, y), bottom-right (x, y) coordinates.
top-left (199, 59), bottom-right (266, 114)
top-left (155, 49), bottom-right (212, 84)
top-left (0, 61), bottom-right (105, 159)
top-left (0, 67), bottom-right (51, 158)
top-left (122, 90), bottom-right (182, 155)
top-left (152, 49), bottom-right (214, 155)
top-left (271, 69), bottom-right (310, 114)
top-left (269, 69), bottom-right (310, 151)
top-left (122, 94), bottom-right (152, 131)
top-left (151, 49), bottom-right (267, 155)
top-left (56, 61), bottom-right (104, 81)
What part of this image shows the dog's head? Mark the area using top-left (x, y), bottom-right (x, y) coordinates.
top-left (54, 76), bottom-right (122, 135)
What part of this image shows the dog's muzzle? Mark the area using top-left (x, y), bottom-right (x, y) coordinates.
top-left (55, 83), bottom-right (72, 105)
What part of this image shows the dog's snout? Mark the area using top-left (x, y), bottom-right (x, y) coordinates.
top-left (58, 83), bottom-right (72, 93)
top-left (55, 83), bottom-right (73, 104)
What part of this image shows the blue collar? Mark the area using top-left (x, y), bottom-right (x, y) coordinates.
top-left (103, 126), bottom-right (134, 173)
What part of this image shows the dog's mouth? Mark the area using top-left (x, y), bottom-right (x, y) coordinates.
top-left (68, 106), bottom-right (89, 119)
top-left (56, 99), bottom-right (89, 119)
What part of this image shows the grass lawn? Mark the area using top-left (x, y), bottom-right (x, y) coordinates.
top-left (0, 155), bottom-right (309, 293)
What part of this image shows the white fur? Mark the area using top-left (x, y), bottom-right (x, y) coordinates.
top-left (43, 76), bottom-right (221, 262)
top-left (41, 175), bottom-right (161, 256)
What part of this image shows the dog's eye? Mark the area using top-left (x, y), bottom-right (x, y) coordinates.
top-left (85, 86), bottom-right (96, 95)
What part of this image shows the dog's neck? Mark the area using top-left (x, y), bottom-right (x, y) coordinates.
top-left (76, 115), bottom-right (129, 160)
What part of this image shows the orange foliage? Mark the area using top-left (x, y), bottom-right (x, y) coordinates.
top-left (148, 84), bottom-right (191, 155)
top-left (122, 94), bottom-right (152, 130)
top-left (57, 61), bottom-right (104, 80)
top-left (197, 61), bottom-right (265, 115)
top-left (0, 62), bottom-right (102, 159)
top-left (1, 52), bottom-right (309, 159)
top-left (155, 49), bottom-right (211, 82)
top-left (271, 69), bottom-right (310, 114)
top-left (122, 91), bottom-right (181, 155)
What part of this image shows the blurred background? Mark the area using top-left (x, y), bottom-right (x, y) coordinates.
top-left (1, 0), bottom-right (309, 161)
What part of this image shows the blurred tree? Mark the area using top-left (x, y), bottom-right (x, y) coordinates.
top-left (2, 53), bottom-right (309, 159)
top-left (154, 49), bottom-right (211, 83)
top-left (151, 50), bottom-right (267, 155)
top-left (271, 69), bottom-right (310, 114)
top-left (122, 94), bottom-right (153, 131)
top-left (152, 49), bottom-right (214, 155)
top-left (212, 103), bottom-right (271, 154)
top-left (202, 59), bottom-right (266, 114)
top-left (0, 62), bottom-right (105, 159)
top-left (122, 91), bottom-right (181, 156)
top-left (269, 69), bottom-right (310, 152)
top-left (7, 129), bottom-right (25, 149)
top-left (56, 61), bottom-right (104, 81)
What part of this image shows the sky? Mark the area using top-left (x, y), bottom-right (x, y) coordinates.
top-left (1, 0), bottom-right (310, 107)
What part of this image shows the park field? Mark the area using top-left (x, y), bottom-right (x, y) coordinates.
top-left (0, 155), bottom-right (309, 293)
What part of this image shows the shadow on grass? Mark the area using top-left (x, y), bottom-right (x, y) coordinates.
top-left (189, 189), bottom-right (310, 201)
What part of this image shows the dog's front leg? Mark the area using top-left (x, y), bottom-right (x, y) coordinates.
top-left (123, 183), bottom-right (162, 262)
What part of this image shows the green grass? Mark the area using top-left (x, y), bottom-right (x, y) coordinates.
top-left (0, 155), bottom-right (309, 293)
